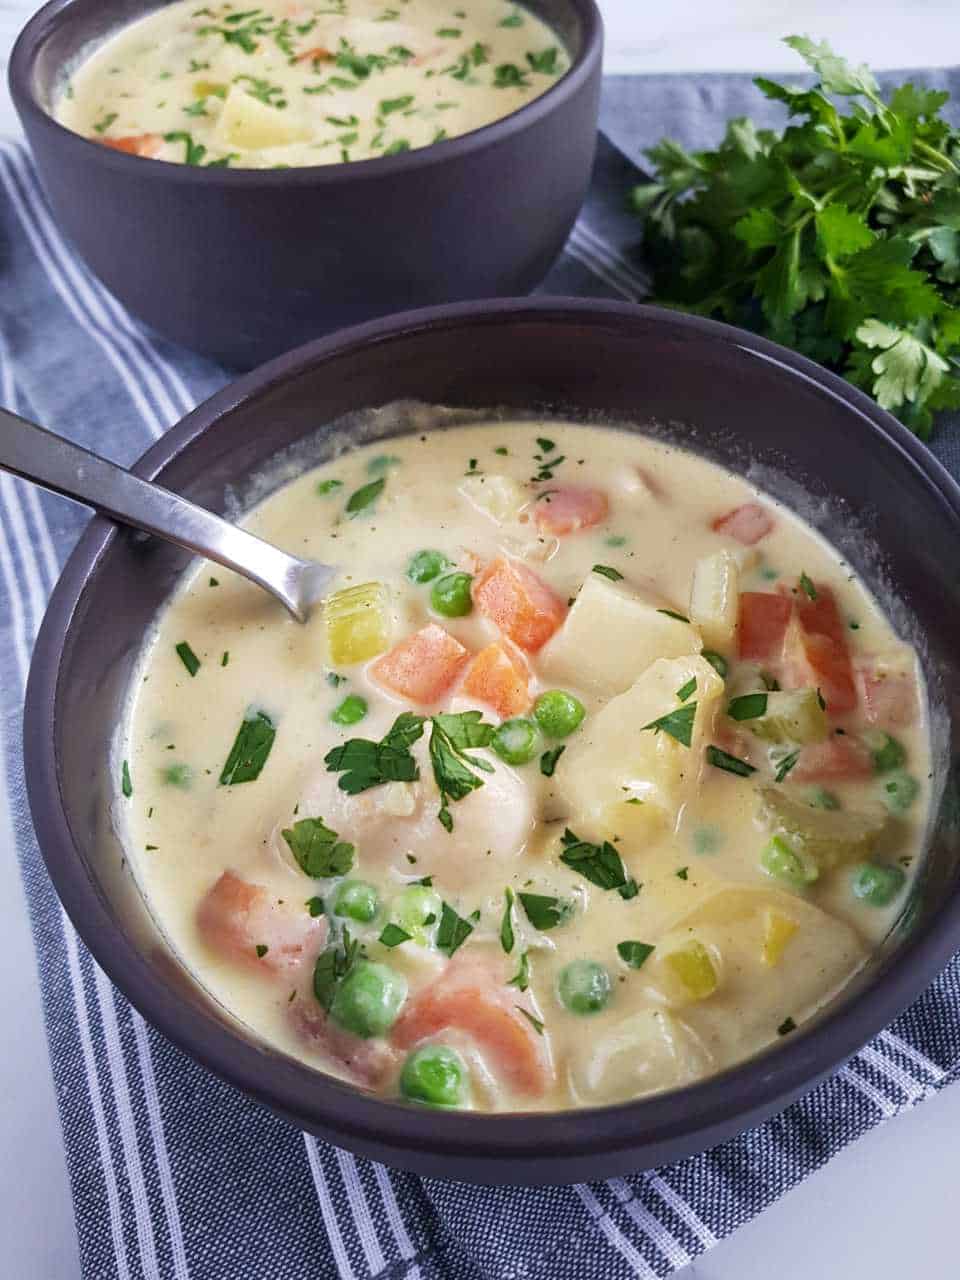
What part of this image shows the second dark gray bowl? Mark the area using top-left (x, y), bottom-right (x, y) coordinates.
top-left (9, 0), bottom-right (602, 368)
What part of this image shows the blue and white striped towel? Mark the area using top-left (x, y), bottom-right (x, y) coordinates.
top-left (3, 74), bottom-right (960, 1280)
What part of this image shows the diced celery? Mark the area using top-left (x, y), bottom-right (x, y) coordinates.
top-left (662, 940), bottom-right (719, 1001)
top-left (193, 80), bottom-right (226, 99)
top-left (759, 786), bottom-right (886, 871)
top-left (323, 582), bottom-right (391, 666)
top-left (689, 551), bottom-right (739, 650)
top-left (748, 688), bottom-right (829, 746)
top-left (761, 835), bottom-right (819, 889)
top-left (761, 909), bottom-right (799, 967)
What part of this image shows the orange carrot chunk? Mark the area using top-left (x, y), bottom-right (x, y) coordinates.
top-left (790, 735), bottom-right (873, 783)
top-left (96, 134), bottom-right (163, 157)
top-left (370, 623), bottom-right (470, 705)
top-left (738, 592), bottom-right (793, 662)
top-left (534, 487), bottom-right (609, 536)
top-left (391, 960), bottom-right (553, 1096)
top-left (473, 557), bottom-right (566, 653)
top-left (460, 641), bottom-right (532, 720)
top-left (712, 502), bottom-right (775, 545)
top-left (197, 870), bottom-right (327, 973)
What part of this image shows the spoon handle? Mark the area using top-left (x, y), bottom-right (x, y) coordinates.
top-left (0, 406), bottom-right (318, 620)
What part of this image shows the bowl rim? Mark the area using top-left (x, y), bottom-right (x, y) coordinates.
top-left (8, 0), bottom-right (603, 185)
top-left (23, 298), bottom-right (960, 1167)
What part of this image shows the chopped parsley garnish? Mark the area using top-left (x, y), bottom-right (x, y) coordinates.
top-left (219, 710), bottom-right (276, 785)
top-left (507, 950), bottom-right (530, 990)
top-left (312, 927), bottom-right (362, 1011)
top-left (676, 677), bottom-right (697, 702)
top-left (518, 892), bottom-right (570, 931)
top-left (221, 651), bottom-right (229, 667)
top-left (657, 608), bottom-right (691, 623)
top-left (494, 446), bottom-right (509, 456)
top-left (799, 572), bottom-right (818, 600)
top-left (436, 27), bottom-right (461, 37)
top-left (183, 99), bottom-right (209, 117)
top-left (775, 750), bottom-right (801, 783)
top-left (162, 763), bottom-right (192, 789)
top-left (282, 817), bottom-right (354, 878)
top-left (727, 692), bottom-right (768, 721)
top-left (617, 941), bottom-right (655, 969)
top-left (326, 671), bottom-right (346, 687)
top-left (175, 641), bottom-right (201, 677)
top-left (559, 828), bottom-right (636, 898)
top-left (702, 650), bottom-right (729, 679)
top-left (641, 702), bottom-right (697, 748)
top-left (379, 95), bottom-right (414, 115)
top-left (306, 896), bottom-right (324, 917)
top-left (383, 139), bottom-right (411, 155)
top-left (436, 901), bottom-right (476, 956)
top-left (235, 74), bottom-right (287, 108)
top-left (345, 475), bottom-right (385, 515)
top-left (536, 437), bottom-right (555, 453)
top-left (705, 745), bottom-right (757, 777)
top-left (93, 112), bottom-right (118, 135)
top-left (428, 711), bottom-right (495, 831)
top-left (255, 944), bottom-right (269, 958)
top-left (676, 866), bottom-right (689, 880)
top-left (470, 42), bottom-right (490, 66)
top-left (367, 453), bottom-right (401, 474)
top-left (500, 887), bottom-right (515, 954)
top-left (499, 10), bottom-right (524, 27)
top-left (324, 712), bottom-right (424, 793)
top-left (121, 759), bottom-right (132, 798)
top-left (163, 131), bottom-right (209, 165)
top-left (526, 47), bottom-right (559, 74)
top-left (378, 923), bottom-right (412, 948)
top-left (516, 1007), bottom-right (544, 1035)
top-left (778, 1016), bottom-right (797, 1037)
top-left (318, 478), bottom-right (343, 500)
top-left (592, 564), bottom-right (624, 582)
top-left (209, 576), bottom-right (219, 587)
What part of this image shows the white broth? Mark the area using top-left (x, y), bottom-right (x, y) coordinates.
top-left (120, 421), bottom-right (929, 1112)
top-left (55, 1), bottom-right (567, 167)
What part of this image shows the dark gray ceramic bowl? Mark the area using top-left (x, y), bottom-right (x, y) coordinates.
top-left (23, 299), bottom-right (960, 1185)
top-left (9, 0), bottom-right (602, 368)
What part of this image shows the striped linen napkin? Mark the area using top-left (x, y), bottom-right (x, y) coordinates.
top-left (2, 74), bottom-right (960, 1279)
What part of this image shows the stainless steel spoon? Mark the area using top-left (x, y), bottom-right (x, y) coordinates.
top-left (0, 407), bottom-right (337, 621)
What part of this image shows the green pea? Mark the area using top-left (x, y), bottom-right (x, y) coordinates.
top-left (760, 835), bottom-right (819, 889)
top-left (430, 571), bottom-right (473, 617)
top-left (866, 731), bottom-right (906, 774)
top-left (701, 650), bottom-right (728, 679)
top-left (400, 1044), bottom-right (467, 1107)
top-left (557, 959), bottom-right (612, 1015)
top-left (331, 694), bottom-right (368, 726)
top-left (392, 884), bottom-right (441, 944)
top-left (533, 690), bottom-right (585, 739)
top-left (851, 861), bottom-right (906, 907)
top-left (329, 961), bottom-right (407, 1038)
top-left (491, 717), bottom-right (542, 766)
top-left (406, 549), bottom-right (451, 585)
top-left (881, 770), bottom-right (919, 813)
top-left (332, 879), bottom-right (379, 923)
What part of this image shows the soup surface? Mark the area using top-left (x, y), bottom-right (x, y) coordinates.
top-left (55, 1), bottom-right (567, 167)
top-left (121, 421), bottom-right (928, 1112)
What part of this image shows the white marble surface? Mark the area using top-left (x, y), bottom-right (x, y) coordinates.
top-left (1, 3), bottom-right (959, 1278)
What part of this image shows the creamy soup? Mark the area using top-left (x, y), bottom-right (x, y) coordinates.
top-left (120, 421), bottom-right (929, 1112)
top-left (55, 1), bottom-right (567, 167)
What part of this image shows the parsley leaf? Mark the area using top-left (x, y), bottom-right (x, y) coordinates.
top-left (378, 923), bottom-right (412, 947)
top-left (507, 949), bottom-right (530, 990)
top-left (220, 710), bottom-right (276, 784)
top-left (436, 901), bottom-right (476, 956)
top-left (559, 828), bottom-right (635, 898)
top-left (518, 892), bottom-right (571, 931)
top-left (617, 941), bottom-right (655, 969)
top-left (312, 927), bottom-right (362, 1011)
top-left (428, 711), bottom-right (495, 831)
top-left (706, 744), bottom-right (757, 777)
top-left (346, 476), bottom-right (385, 516)
top-left (281, 817), bottom-right (354, 878)
top-left (540, 745), bottom-right (565, 776)
top-left (642, 702), bottom-right (697, 747)
top-left (727, 692), bottom-right (768, 721)
top-left (324, 712), bottom-right (424, 793)
top-left (500, 887), bottom-right (515, 954)
top-left (592, 564), bottom-right (624, 582)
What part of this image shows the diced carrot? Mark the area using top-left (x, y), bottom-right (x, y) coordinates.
top-left (370, 623), bottom-right (470, 705)
top-left (788, 586), bottom-right (857, 713)
top-left (790, 735), bottom-right (873, 783)
top-left (460, 641), bottom-right (532, 720)
top-left (858, 664), bottom-right (917, 727)
top-left (293, 45), bottom-right (334, 62)
top-left (291, 997), bottom-right (399, 1088)
top-left (96, 134), bottom-right (163, 157)
top-left (473, 557), bottom-right (566, 653)
top-left (738, 592), bottom-right (793, 662)
top-left (534, 487), bottom-right (609, 536)
top-left (712, 502), bottom-right (775, 545)
top-left (197, 871), bottom-right (327, 973)
top-left (391, 958), bottom-right (553, 1096)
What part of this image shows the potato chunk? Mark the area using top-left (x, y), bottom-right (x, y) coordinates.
top-left (541, 573), bottom-right (702, 697)
top-left (215, 87), bottom-right (311, 150)
top-left (689, 550), bottom-right (739, 650)
top-left (554, 654), bottom-right (723, 840)
top-left (568, 1009), bottom-right (714, 1104)
top-left (458, 473), bottom-right (528, 525)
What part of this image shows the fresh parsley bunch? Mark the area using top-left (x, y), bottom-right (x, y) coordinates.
top-left (633, 36), bottom-right (960, 436)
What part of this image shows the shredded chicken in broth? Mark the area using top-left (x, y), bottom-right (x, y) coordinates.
top-left (121, 422), bottom-right (928, 1111)
top-left (55, 1), bottom-right (567, 168)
